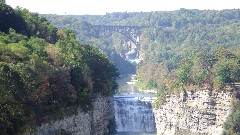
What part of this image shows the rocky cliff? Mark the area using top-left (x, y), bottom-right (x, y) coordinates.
top-left (28, 95), bottom-right (114, 135)
top-left (153, 90), bottom-right (232, 135)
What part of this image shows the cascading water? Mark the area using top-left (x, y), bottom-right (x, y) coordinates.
top-left (114, 73), bottom-right (157, 134)
top-left (114, 95), bottom-right (157, 133)
top-left (114, 37), bottom-right (157, 134)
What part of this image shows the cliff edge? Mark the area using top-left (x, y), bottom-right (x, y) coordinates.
top-left (27, 95), bottom-right (115, 135)
top-left (153, 90), bottom-right (232, 135)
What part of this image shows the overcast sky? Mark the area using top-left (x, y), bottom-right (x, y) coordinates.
top-left (7, 0), bottom-right (240, 15)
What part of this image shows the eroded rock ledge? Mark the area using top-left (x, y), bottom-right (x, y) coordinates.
top-left (27, 95), bottom-right (114, 135)
top-left (153, 90), bottom-right (232, 135)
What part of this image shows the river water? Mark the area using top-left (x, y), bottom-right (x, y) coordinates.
top-left (114, 74), bottom-right (157, 135)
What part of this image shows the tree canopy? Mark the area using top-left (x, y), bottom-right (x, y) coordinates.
top-left (0, 4), bottom-right (118, 134)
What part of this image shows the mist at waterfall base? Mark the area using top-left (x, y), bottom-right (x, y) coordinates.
top-left (114, 75), bottom-right (157, 135)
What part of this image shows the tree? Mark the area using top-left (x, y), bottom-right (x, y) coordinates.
top-left (0, 64), bottom-right (33, 134)
top-left (0, 0), bottom-right (5, 4)
top-left (0, 4), bottom-right (27, 33)
top-left (215, 58), bottom-right (240, 88)
top-left (177, 59), bottom-right (193, 86)
top-left (224, 100), bottom-right (240, 134)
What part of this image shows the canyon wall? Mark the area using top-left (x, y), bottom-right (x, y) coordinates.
top-left (153, 90), bottom-right (232, 135)
top-left (28, 95), bottom-right (114, 135)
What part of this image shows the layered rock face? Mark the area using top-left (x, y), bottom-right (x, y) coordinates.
top-left (153, 90), bottom-right (232, 135)
top-left (28, 95), bottom-right (114, 135)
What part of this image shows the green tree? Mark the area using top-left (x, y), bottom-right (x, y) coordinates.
top-left (214, 58), bottom-right (240, 88)
top-left (177, 59), bottom-right (193, 86)
top-left (15, 7), bottom-right (58, 43)
top-left (224, 100), bottom-right (240, 134)
top-left (0, 0), bottom-right (5, 4)
top-left (0, 63), bottom-right (33, 134)
top-left (0, 4), bottom-right (26, 33)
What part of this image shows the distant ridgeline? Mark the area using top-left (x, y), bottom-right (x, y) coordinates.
top-left (45, 9), bottom-right (240, 134)
top-left (45, 9), bottom-right (240, 76)
top-left (0, 4), bottom-right (119, 134)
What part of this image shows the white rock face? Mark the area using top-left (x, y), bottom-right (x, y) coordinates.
top-left (27, 95), bottom-right (114, 135)
top-left (153, 90), bottom-right (232, 135)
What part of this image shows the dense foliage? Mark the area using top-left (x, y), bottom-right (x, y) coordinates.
top-left (0, 4), bottom-right (118, 134)
top-left (45, 9), bottom-right (240, 90)
top-left (224, 99), bottom-right (240, 135)
top-left (45, 15), bottom-right (136, 74)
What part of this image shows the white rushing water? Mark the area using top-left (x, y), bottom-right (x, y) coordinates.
top-left (114, 74), bottom-right (157, 134)
top-left (114, 95), bottom-right (157, 133)
top-left (115, 41), bottom-right (157, 134)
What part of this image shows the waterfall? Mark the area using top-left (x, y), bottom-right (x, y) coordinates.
top-left (115, 38), bottom-right (156, 134)
top-left (114, 95), bottom-right (157, 133)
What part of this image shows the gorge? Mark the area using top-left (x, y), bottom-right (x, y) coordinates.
top-left (28, 78), bottom-right (234, 135)
top-left (1, 5), bottom-right (240, 134)
top-left (27, 17), bottom-right (239, 135)
top-left (112, 32), bottom-right (158, 134)
top-left (43, 12), bottom-right (239, 134)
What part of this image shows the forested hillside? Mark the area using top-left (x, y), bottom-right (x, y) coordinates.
top-left (0, 4), bottom-right (118, 134)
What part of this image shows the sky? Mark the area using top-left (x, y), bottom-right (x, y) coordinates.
top-left (7, 0), bottom-right (240, 15)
